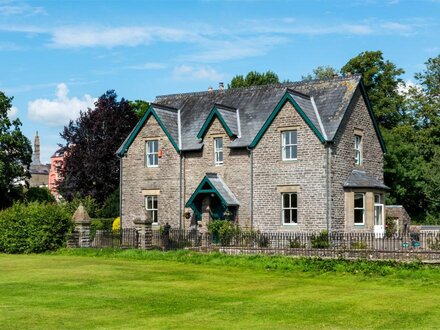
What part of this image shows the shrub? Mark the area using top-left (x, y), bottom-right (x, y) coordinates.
top-left (385, 217), bottom-right (397, 238)
top-left (0, 202), bottom-right (73, 253)
top-left (289, 238), bottom-right (305, 248)
top-left (208, 220), bottom-right (240, 246)
top-left (311, 230), bottom-right (330, 249)
top-left (25, 187), bottom-right (55, 203)
top-left (63, 195), bottom-right (100, 218)
top-left (428, 236), bottom-right (440, 250)
top-left (351, 241), bottom-right (368, 250)
top-left (100, 190), bottom-right (120, 218)
top-left (112, 217), bottom-right (120, 235)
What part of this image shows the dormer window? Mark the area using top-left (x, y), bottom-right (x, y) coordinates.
top-left (214, 137), bottom-right (223, 165)
top-left (354, 134), bottom-right (362, 165)
top-left (282, 130), bottom-right (297, 161)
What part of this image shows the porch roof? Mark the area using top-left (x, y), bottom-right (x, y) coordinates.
top-left (343, 170), bottom-right (389, 190)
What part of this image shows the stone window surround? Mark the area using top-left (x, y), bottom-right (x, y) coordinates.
top-left (277, 185), bottom-right (300, 226)
top-left (145, 138), bottom-right (159, 168)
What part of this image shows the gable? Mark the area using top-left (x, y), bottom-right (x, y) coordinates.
top-left (197, 104), bottom-right (239, 139)
top-left (116, 104), bottom-right (180, 157)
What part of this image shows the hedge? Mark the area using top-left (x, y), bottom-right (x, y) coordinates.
top-left (0, 202), bottom-right (73, 253)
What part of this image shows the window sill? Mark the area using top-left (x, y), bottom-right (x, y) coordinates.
top-left (354, 223), bottom-right (365, 227)
top-left (282, 223), bottom-right (298, 226)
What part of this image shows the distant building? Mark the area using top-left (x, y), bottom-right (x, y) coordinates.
top-left (49, 147), bottom-right (65, 200)
top-left (28, 131), bottom-right (50, 188)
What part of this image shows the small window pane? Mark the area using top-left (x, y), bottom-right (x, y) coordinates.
top-left (283, 194), bottom-right (290, 208)
top-left (285, 147), bottom-right (291, 159)
top-left (291, 193), bottom-right (297, 208)
top-left (354, 193), bottom-right (364, 208)
top-left (291, 209), bottom-right (298, 224)
top-left (354, 209), bottom-right (364, 224)
top-left (291, 145), bottom-right (297, 159)
top-left (291, 131), bottom-right (297, 145)
top-left (284, 209), bottom-right (291, 223)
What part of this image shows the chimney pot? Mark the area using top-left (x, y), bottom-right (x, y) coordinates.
top-left (208, 86), bottom-right (213, 92)
top-left (219, 82), bottom-right (224, 91)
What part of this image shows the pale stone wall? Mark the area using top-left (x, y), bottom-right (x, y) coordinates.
top-left (121, 115), bottom-right (180, 228)
top-left (330, 87), bottom-right (385, 232)
top-left (252, 101), bottom-right (327, 231)
top-left (183, 117), bottom-right (251, 228)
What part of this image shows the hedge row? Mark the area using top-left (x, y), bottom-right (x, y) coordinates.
top-left (0, 202), bottom-right (73, 253)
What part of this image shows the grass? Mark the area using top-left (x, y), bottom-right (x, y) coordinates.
top-left (0, 249), bottom-right (439, 329)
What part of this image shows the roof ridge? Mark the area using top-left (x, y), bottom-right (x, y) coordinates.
top-left (155, 74), bottom-right (361, 100)
top-left (286, 88), bottom-right (310, 99)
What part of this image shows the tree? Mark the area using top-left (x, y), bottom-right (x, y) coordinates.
top-left (25, 187), bottom-right (55, 203)
top-left (130, 100), bottom-right (150, 119)
top-left (228, 71), bottom-right (280, 89)
top-left (341, 51), bottom-right (405, 129)
top-left (302, 66), bottom-right (339, 81)
top-left (385, 54), bottom-right (440, 223)
top-left (59, 90), bottom-right (138, 203)
top-left (0, 91), bottom-right (32, 209)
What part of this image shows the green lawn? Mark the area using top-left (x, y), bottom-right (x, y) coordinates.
top-left (1, 250), bottom-right (440, 329)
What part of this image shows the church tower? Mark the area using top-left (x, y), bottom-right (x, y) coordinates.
top-left (32, 130), bottom-right (41, 165)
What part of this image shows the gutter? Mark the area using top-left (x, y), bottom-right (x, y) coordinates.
top-left (247, 146), bottom-right (254, 230)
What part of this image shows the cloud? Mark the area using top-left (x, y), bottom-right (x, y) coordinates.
top-left (49, 26), bottom-right (201, 48)
top-left (28, 83), bottom-right (96, 126)
top-left (124, 62), bottom-right (167, 70)
top-left (8, 105), bottom-right (18, 118)
top-left (172, 65), bottom-right (225, 81)
top-left (0, 1), bottom-right (46, 16)
top-left (397, 80), bottom-right (423, 96)
top-left (183, 35), bottom-right (286, 63)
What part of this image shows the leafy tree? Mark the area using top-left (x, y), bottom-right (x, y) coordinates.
top-left (130, 100), bottom-right (150, 119)
top-left (385, 54), bottom-right (440, 223)
top-left (0, 91), bottom-right (32, 209)
top-left (341, 50), bottom-right (405, 129)
top-left (100, 189), bottom-right (120, 218)
top-left (228, 71), bottom-right (280, 89)
top-left (302, 66), bottom-right (339, 81)
top-left (59, 90), bottom-right (138, 203)
top-left (25, 187), bottom-right (55, 203)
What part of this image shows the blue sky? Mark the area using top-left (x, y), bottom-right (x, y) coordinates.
top-left (1, 0), bottom-right (439, 163)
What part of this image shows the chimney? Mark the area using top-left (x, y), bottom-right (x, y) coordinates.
top-left (208, 86), bottom-right (213, 92)
top-left (219, 82), bottom-right (224, 91)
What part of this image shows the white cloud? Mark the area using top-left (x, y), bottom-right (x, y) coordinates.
top-left (49, 26), bottom-right (200, 48)
top-left (0, 1), bottom-right (45, 16)
top-left (397, 80), bottom-right (423, 96)
top-left (172, 65), bottom-right (225, 81)
top-left (8, 105), bottom-right (18, 118)
top-left (124, 62), bottom-right (167, 70)
top-left (27, 83), bottom-right (96, 126)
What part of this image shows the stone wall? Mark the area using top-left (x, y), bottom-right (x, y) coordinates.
top-left (330, 87), bottom-right (385, 232)
top-left (122, 115), bottom-right (180, 228)
top-left (252, 101), bottom-right (327, 231)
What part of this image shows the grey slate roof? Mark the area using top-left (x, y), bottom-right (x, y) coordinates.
top-left (214, 104), bottom-right (239, 137)
top-left (344, 170), bottom-right (390, 190)
top-left (154, 75), bottom-right (361, 151)
top-left (206, 173), bottom-right (240, 206)
top-left (151, 104), bottom-right (179, 147)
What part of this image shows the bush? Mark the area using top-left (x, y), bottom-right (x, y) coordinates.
top-left (208, 220), bottom-right (240, 246)
top-left (0, 202), bottom-right (73, 253)
top-left (385, 217), bottom-right (397, 238)
top-left (289, 238), bottom-right (305, 248)
top-left (63, 195), bottom-right (100, 218)
top-left (351, 241), bottom-right (368, 250)
top-left (25, 187), bottom-right (55, 203)
top-left (311, 230), bottom-right (330, 249)
top-left (100, 190), bottom-right (120, 218)
top-left (112, 217), bottom-right (120, 235)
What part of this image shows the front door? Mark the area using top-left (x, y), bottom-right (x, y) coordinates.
top-left (374, 194), bottom-right (384, 237)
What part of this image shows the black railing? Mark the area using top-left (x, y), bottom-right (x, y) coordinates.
top-left (90, 228), bottom-right (138, 248)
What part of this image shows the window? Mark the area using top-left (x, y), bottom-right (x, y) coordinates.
top-left (146, 140), bottom-right (159, 167)
top-left (374, 194), bottom-right (383, 226)
top-left (354, 193), bottom-right (365, 225)
top-left (145, 195), bottom-right (158, 223)
top-left (282, 130), bottom-right (297, 160)
top-left (214, 137), bottom-right (223, 165)
top-left (282, 193), bottom-right (298, 225)
top-left (354, 135), bottom-right (362, 165)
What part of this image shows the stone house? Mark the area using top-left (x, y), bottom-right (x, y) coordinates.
top-left (117, 75), bottom-right (389, 234)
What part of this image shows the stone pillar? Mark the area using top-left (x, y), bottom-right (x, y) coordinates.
top-left (71, 204), bottom-right (92, 248)
top-left (200, 196), bottom-right (211, 233)
top-left (134, 212), bottom-right (153, 250)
